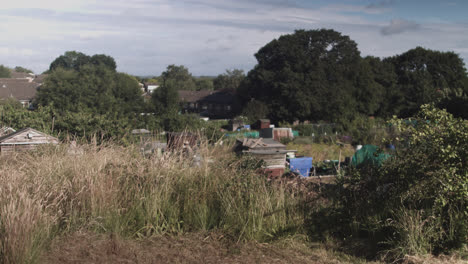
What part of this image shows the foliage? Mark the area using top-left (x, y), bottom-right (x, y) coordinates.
top-left (195, 77), bottom-right (214, 91)
top-left (239, 29), bottom-right (369, 123)
top-left (0, 65), bottom-right (11, 78)
top-left (37, 53), bottom-right (144, 118)
top-left (340, 115), bottom-right (389, 145)
top-left (151, 84), bottom-right (180, 117)
top-left (386, 47), bottom-right (468, 118)
top-left (14, 66), bottom-right (33, 73)
top-left (213, 69), bottom-right (245, 91)
top-left (49, 51), bottom-right (116, 72)
top-left (240, 31), bottom-right (468, 124)
top-left (161, 64), bottom-right (197, 91)
top-left (241, 100), bottom-right (269, 124)
top-left (307, 105), bottom-right (467, 260)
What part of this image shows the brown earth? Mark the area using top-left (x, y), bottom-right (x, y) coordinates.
top-left (39, 231), bottom-right (352, 264)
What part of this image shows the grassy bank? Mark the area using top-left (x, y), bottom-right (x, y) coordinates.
top-left (0, 142), bottom-right (302, 263)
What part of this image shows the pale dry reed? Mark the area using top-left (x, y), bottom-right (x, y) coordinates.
top-left (0, 141), bottom-right (301, 263)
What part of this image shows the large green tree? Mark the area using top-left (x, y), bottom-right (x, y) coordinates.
top-left (213, 69), bottom-right (245, 91)
top-left (37, 52), bottom-right (143, 115)
top-left (195, 77), bottom-right (214, 91)
top-left (161, 64), bottom-right (196, 91)
top-left (49, 51), bottom-right (116, 72)
top-left (240, 29), bottom-right (375, 123)
top-left (386, 47), bottom-right (468, 118)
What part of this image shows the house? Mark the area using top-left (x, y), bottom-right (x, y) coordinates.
top-left (10, 71), bottom-right (35, 81)
top-left (144, 82), bottom-right (159, 94)
top-left (0, 79), bottom-right (41, 108)
top-left (0, 127), bottom-right (59, 154)
top-left (178, 89), bottom-right (239, 119)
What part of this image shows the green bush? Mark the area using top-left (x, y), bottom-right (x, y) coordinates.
top-left (307, 105), bottom-right (467, 259)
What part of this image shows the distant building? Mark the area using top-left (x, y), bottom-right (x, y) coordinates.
top-left (144, 82), bottom-right (159, 94)
top-left (0, 79), bottom-right (40, 108)
top-left (178, 89), bottom-right (239, 119)
top-left (0, 71), bottom-right (46, 108)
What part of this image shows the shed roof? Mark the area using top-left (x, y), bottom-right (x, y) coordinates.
top-left (0, 127), bottom-right (58, 144)
top-left (237, 138), bottom-right (285, 149)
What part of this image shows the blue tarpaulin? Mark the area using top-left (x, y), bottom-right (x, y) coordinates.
top-left (289, 157), bottom-right (313, 177)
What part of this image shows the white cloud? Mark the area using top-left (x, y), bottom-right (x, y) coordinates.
top-left (381, 19), bottom-right (421, 35)
top-left (0, 0), bottom-right (467, 75)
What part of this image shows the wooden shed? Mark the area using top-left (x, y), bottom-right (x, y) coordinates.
top-left (0, 127), bottom-right (59, 154)
top-left (259, 127), bottom-right (294, 142)
top-left (236, 138), bottom-right (295, 177)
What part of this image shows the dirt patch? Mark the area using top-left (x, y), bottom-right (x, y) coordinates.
top-left (39, 231), bottom-right (346, 264)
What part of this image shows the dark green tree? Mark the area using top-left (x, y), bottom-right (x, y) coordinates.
top-left (49, 51), bottom-right (91, 72)
top-left (241, 100), bottom-right (269, 124)
top-left (213, 69), bottom-right (245, 91)
top-left (14, 66), bottom-right (33, 73)
top-left (195, 77), bottom-right (214, 91)
top-left (151, 84), bottom-right (179, 116)
top-left (364, 56), bottom-right (401, 117)
top-left (240, 29), bottom-right (367, 123)
top-left (0, 65), bottom-right (11, 78)
top-left (90, 54), bottom-right (117, 71)
top-left (161, 65), bottom-right (196, 91)
top-left (387, 47), bottom-right (468, 117)
top-left (37, 52), bottom-right (142, 116)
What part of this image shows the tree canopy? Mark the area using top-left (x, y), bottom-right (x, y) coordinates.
top-left (37, 52), bottom-right (143, 116)
top-left (240, 29), bottom-right (371, 122)
top-left (14, 66), bottom-right (33, 73)
top-left (240, 29), bottom-right (468, 123)
top-left (213, 69), bottom-right (245, 91)
top-left (49, 51), bottom-right (117, 72)
top-left (0, 65), bottom-right (11, 78)
top-left (161, 64), bottom-right (197, 91)
top-left (386, 47), bottom-right (468, 118)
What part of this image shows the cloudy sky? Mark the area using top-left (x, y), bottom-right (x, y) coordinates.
top-left (1, 0), bottom-right (467, 76)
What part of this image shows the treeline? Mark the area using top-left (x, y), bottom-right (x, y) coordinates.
top-left (1, 29), bottom-right (467, 140)
top-left (138, 65), bottom-right (245, 92)
top-left (239, 29), bottom-right (468, 123)
top-left (0, 65), bottom-right (34, 77)
top-left (0, 52), bottom-right (225, 140)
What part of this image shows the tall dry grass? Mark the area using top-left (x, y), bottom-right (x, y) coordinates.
top-left (0, 140), bottom-right (302, 263)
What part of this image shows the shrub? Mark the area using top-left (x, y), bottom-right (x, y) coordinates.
top-left (306, 105), bottom-right (467, 259)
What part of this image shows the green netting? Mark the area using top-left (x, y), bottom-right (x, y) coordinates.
top-left (351, 145), bottom-right (391, 168)
top-left (225, 131), bottom-right (259, 138)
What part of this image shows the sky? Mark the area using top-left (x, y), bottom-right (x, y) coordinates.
top-left (1, 0), bottom-right (467, 76)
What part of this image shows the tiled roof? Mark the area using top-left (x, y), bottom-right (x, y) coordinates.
top-left (33, 74), bottom-right (48, 84)
top-left (0, 79), bottom-right (40, 101)
top-left (178, 89), bottom-right (236, 104)
top-left (10, 71), bottom-right (35, 79)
